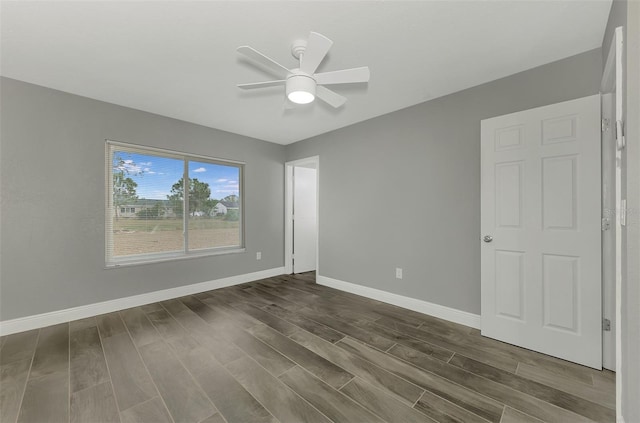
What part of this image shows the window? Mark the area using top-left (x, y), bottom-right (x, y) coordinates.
top-left (106, 141), bottom-right (244, 266)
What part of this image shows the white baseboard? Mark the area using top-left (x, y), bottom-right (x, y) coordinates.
top-left (316, 275), bottom-right (481, 329)
top-left (0, 267), bottom-right (285, 336)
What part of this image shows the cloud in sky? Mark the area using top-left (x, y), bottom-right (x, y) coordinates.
top-left (215, 178), bottom-right (228, 182)
top-left (193, 167), bottom-right (207, 173)
top-left (115, 159), bottom-right (143, 174)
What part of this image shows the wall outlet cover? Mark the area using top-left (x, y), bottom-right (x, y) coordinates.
top-left (395, 268), bottom-right (403, 279)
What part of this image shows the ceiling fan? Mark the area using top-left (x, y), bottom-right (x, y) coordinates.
top-left (236, 31), bottom-right (370, 108)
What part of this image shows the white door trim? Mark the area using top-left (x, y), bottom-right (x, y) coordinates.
top-left (601, 25), bottom-right (624, 420)
top-left (602, 91), bottom-right (616, 372)
top-left (285, 156), bottom-right (320, 275)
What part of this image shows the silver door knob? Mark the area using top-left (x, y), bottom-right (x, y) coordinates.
top-left (483, 235), bottom-right (493, 243)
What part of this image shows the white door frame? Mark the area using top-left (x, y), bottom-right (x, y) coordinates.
top-left (285, 156), bottom-right (320, 274)
top-left (601, 91), bottom-right (616, 372)
top-left (600, 25), bottom-right (623, 418)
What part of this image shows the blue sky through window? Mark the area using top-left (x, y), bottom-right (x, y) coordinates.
top-left (114, 151), bottom-right (240, 200)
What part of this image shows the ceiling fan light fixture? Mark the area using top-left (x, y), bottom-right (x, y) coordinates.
top-left (288, 90), bottom-right (315, 104)
top-left (286, 74), bottom-right (316, 104)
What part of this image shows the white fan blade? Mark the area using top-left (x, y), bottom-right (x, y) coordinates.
top-left (237, 80), bottom-right (286, 89)
top-left (316, 85), bottom-right (347, 108)
top-left (237, 46), bottom-right (291, 78)
top-left (314, 66), bottom-right (370, 85)
top-left (300, 32), bottom-right (333, 75)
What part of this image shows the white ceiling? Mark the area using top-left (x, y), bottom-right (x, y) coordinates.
top-left (1, 1), bottom-right (611, 145)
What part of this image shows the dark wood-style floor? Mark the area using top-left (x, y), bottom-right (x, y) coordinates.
top-left (1, 273), bottom-right (615, 423)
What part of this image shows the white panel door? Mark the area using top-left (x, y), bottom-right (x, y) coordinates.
top-left (293, 166), bottom-right (317, 273)
top-left (481, 94), bottom-right (601, 368)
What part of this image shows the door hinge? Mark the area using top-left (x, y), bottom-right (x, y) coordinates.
top-left (601, 217), bottom-right (611, 231)
top-left (616, 120), bottom-right (626, 150)
top-left (601, 118), bottom-right (610, 132)
top-left (603, 318), bottom-right (611, 331)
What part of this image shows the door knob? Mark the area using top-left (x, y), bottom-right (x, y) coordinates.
top-left (483, 235), bottom-right (493, 243)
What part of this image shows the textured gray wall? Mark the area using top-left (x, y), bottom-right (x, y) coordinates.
top-left (0, 77), bottom-right (285, 321)
top-left (286, 49), bottom-right (602, 315)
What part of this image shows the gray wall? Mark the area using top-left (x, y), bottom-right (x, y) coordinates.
top-left (603, 0), bottom-right (640, 420)
top-left (286, 49), bottom-right (602, 315)
top-left (0, 77), bottom-right (285, 321)
top-left (602, 0), bottom-right (627, 70)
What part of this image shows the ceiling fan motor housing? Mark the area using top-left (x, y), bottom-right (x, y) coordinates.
top-left (291, 39), bottom-right (308, 59)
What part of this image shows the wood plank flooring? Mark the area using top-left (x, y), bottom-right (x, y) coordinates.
top-left (0, 273), bottom-right (615, 423)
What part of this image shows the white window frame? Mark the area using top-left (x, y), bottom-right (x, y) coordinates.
top-left (105, 140), bottom-right (245, 267)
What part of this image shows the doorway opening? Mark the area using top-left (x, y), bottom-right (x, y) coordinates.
top-left (285, 156), bottom-right (319, 275)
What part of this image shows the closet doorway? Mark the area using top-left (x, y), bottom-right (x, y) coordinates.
top-left (285, 157), bottom-right (319, 274)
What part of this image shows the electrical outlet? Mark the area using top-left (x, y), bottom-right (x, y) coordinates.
top-left (256, 252), bottom-right (262, 260)
top-left (395, 268), bottom-right (403, 279)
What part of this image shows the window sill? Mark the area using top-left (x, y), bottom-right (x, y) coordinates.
top-left (105, 247), bottom-right (246, 269)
